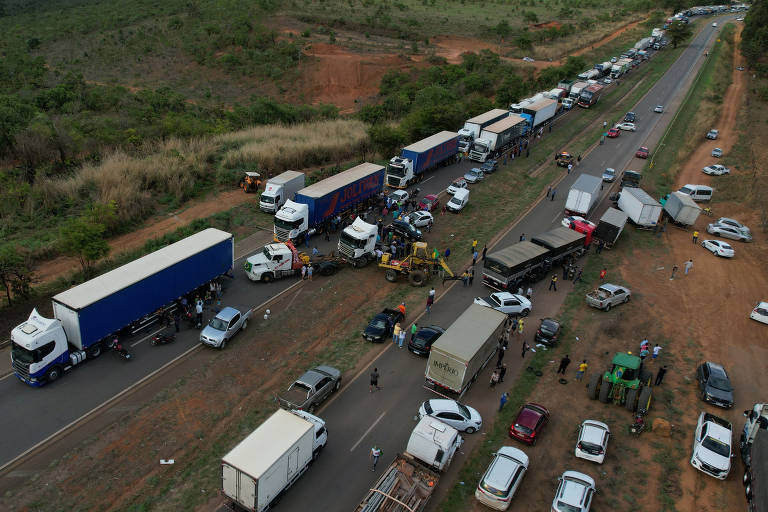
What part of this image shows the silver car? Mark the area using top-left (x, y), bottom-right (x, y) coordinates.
top-left (464, 168), bottom-right (485, 183)
top-left (707, 223), bottom-right (752, 242)
top-left (602, 168), bottom-right (617, 182)
top-left (716, 217), bottom-right (750, 235)
top-left (200, 306), bottom-right (251, 349)
top-left (702, 165), bottom-right (729, 176)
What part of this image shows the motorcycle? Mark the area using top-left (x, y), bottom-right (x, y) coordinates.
top-left (151, 331), bottom-right (176, 346)
top-left (629, 408), bottom-right (647, 435)
top-left (702, 207), bottom-right (713, 217)
top-left (109, 338), bottom-right (132, 361)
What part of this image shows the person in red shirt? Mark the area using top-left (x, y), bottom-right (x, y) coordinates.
top-left (397, 302), bottom-right (406, 316)
top-left (599, 268), bottom-right (607, 279)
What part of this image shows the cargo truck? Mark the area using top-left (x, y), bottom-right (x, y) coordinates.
top-left (569, 81), bottom-right (588, 100)
top-left (635, 37), bottom-right (653, 50)
top-left (741, 403), bottom-right (768, 512)
top-left (510, 97), bottom-right (557, 131)
top-left (593, 208), bottom-right (628, 248)
top-left (530, 226), bottom-right (587, 261)
top-left (424, 303), bottom-right (506, 399)
top-left (274, 163), bottom-right (384, 241)
top-left (482, 241), bottom-right (550, 291)
top-left (469, 115), bottom-right (527, 162)
top-left (544, 88), bottom-right (566, 102)
top-left (259, 171), bottom-right (305, 214)
top-left (11, 229), bottom-right (234, 386)
top-left (610, 59), bottom-right (632, 78)
top-left (221, 409), bottom-right (327, 512)
top-left (578, 83), bottom-right (604, 108)
top-left (386, 131), bottom-right (458, 188)
top-left (564, 174), bottom-right (602, 216)
top-left (457, 109), bottom-right (510, 154)
top-left (557, 79), bottom-right (575, 94)
top-left (663, 191), bottom-right (701, 227)
top-left (617, 187), bottom-right (662, 228)
top-left (595, 61), bottom-right (613, 75)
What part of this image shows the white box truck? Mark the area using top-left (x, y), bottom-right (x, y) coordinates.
top-left (221, 409), bottom-right (327, 512)
top-left (663, 191), bottom-right (701, 226)
top-left (617, 187), bottom-right (662, 228)
top-left (457, 109), bottom-right (510, 153)
top-left (569, 81), bottom-right (588, 100)
top-left (259, 171), bottom-right (305, 213)
top-left (564, 174), bottom-right (602, 216)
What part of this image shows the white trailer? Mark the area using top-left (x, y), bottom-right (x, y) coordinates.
top-left (569, 81), bottom-right (588, 99)
top-left (457, 109), bottom-right (509, 153)
top-left (469, 115), bottom-right (527, 162)
top-left (618, 187), bottom-right (662, 228)
top-left (565, 174), bottom-right (602, 216)
top-left (664, 191), bottom-right (701, 226)
top-left (259, 171), bottom-right (305, 213)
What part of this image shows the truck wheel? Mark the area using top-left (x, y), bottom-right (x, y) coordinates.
top-left (408, 270), bottom-right (427, 287)
top-left (385, 270), bottom-right (398, 283)
top-left (604, 303), bottom-right (612, 312)
top-left (639, 386), bottom-right (653, 411)
top-left (46, 366), bottom-right (62, 383)
top-left (87, 343), bottom-right (102, 359)
top-left (625, 388), bottom-right (639, 411)
top-left (587, 374), bottom-right (601, 400)
top-left (598, 381), bottom-right (612, 403)
top-left (353, 257), bottom-right (368, 268)
top-left (261, 273), bottom-right (273, 283)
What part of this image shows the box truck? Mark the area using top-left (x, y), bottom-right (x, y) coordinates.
top-left (424, 303), bottom-right (506, 398)
top-left (514, 97), bottom-right (557, 130)
top-left (469, 115), bottom-right (527, 162)
top-left (617, 187), bottom-right (662, 227)
top-left (259, 171), bottom-right (305, 213)
top-left (593, 207), bottom-right (629, 248)
top-left (564, 174), bottom-right (602, 216)
top-left (457, 109), bottom-right (510, 153)
top-left (530, 226), bottom-right (587, 261)
top-left (274, 163), bottom-right (384, 241)
top-left (569, 81), bottom-right (588, 100)
top-left (663, 191), bottom-right (701, 227)
top-left (386, 131), bottom-right (458, 188)
top-left (11, 229), bottom-right (234, 386)
top-left (221, 409), bottom-right (327, 512)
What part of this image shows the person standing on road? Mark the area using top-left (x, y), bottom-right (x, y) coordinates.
top-left (499, 392), bottom-right (509, 412)
top-left (684, 259), bottom-right (693, 275)
top-left (425, 294), bottom-right (433, 314)
top-left (461, 270), bottom-right (469, 287)
top-left (603, 120), bottom-right (608, 129)
top-left (655, 365), bottom-right (668, 385)
top-left (521, 340), bottom-right (530, 358)
top-left (497, 343), bottom-right (506, 367)
top-left (557, 355), bottom-right (571, 375)
top-left (410, 322), bottom-right (418, 343)
top-left (550, 188), bottom-right (556, 201)
top-left (469, 266), bottom-right (475, 286)
top-left (517, 318), bottom-right (525, 336)
top-left (482, 245), bottom-right (487, 261)
top-left (444, 247), bottom-right (451, 259)
top-left (301, 264), bottom-right (307, 280)
top-left (307, 264), bottom-right (313, 281)
top-left (370, 368), bottom-right (380, 393)
top-left (195, 298), bottom-right (204, 329)
top-left (526, 287), bottom-right (532, 300)
top-left (577, 154), bottom-right (582, 164)
top-left (370, 446), bottom-right (382, 471)
top-left (549, 275), bottom-right (558, 291)
top-left (547, 185), bottom-right (552, 198)
top-left (498, 363), bottom-right (507, 383)
top-left (596, 240), bottom-right (604, 254)
top-left (573, 268), bottom-right (583, 284)
top-left (472, 238), bottom-right (478, 253)
top-left (490, 368), bottom-right (500, 388)
top-left (519, 233), bottom-right (525, 242)
top-left (652, 344), bottom-right (662, 360)
top-left (567, 163), bottom-right (573, 174)
top-left (472, 250), bottom-right (478, 265)
top-left (397, 302), bottom-right (406, 316)
top-left (392, 322), bottom-right (401, 344)
top-left (398, 328), bottom-right (406, 349)
top-left (576, 360), bottom-right (588, 381)
top-left (173, 310), bottom-right (180, 332)
top-left (429, 287), bottom-right (436, 299)
top-left (692, 230), bottom-right (699, 244)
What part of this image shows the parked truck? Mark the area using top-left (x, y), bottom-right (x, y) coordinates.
top-left (577, 83), bottom-right (604, 108)
top-left (337, 217), bottom-right (380, 266)
top-left (578, 69), bottom-right (600, 80)
top-left (424, 303), bottom-right (506, 399)
top-left (544, 88), bottom-right (566, 102)
top-left (593, 207), bottom-right (629, 248)
top-left (274, 163), bottom-right (385, 241)
top-left (617, 187), bottom-right (662, 228)
top-left (482, 241), bottom-right (550, 291)
top-left (569, 81), bottom-right (588, 100)
top-left (635, 37), bottom-right (653, 50)
top-left (557, 79), bottom-right (575, 94)
top-left (663, 191), bottom-right (701, 227)
top-left (221, 409), bottom-right (327, 512)
top-left (596, 61), bottom-right (613, 75)
top-left (741, 403), bottom-right (768, 512)
top-left (386, 131), bottom-right (458, 188)
top-left (469, 115), bottom-right (527, 162)
top-left (457, 109), bottom-right (510, 154)
top-left (515, 97), bottom-right (557, 130)
top-left (530, 226), bottom-right (587, 261)
top-left (565, 174), bottom-right (602, 216)
top-left (11, 229), bottom-right (234, 386)
top-left (610, 59), bottom-right (632, 78)
top-left (259, 171), bottom-right (305, 214)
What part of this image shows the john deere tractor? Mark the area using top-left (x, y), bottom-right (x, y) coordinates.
top-left (587, 352), bottom-right (653, 412)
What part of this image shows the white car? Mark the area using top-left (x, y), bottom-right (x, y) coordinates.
top-left (575, 420), bottom-right (611, 464)
top-left (707, 223), bottom-right (752, 242)
top-left (716, 217), bottom-right (750, 235)
top-left (447, 177), bottom-right (468, 195)
top-left (616, 122), bottom-right (636, 131)
top-left (602, 77), bottom-right (612, 84)
top-left (474, 292), bottom-right (531, 316)
top-left (610, 56), bottom-right (618, 63)
top-left (388, 189), bottom-right (410, 203)
top-left (406, 210), bottom-right (434, 228)
top-left (654, 105), bottom-right (664, 113)
top-left (702, 164), bottom-right (730, 176)
top-left (690, 411), bottom-right (732, 480)
top-left (475, 447), bottom-right (529, 510)
top-left (711, 147), bottom-right (723, 158)
top-left (464, 168), bottom-right (485, 183)
top-left (522, 56), bottom-right (535, 62)
top-left (750, 301), bottom-right (768, 325)
top-left (418, 399), bottom-right (483, 433)
top-left (701, 239), bottom-right (734, 258)
top-left (551, 471), bottom-right (596, 512)
top-left (561, 216), bottom-right (596, 229)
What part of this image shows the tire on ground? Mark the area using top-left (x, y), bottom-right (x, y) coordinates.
top-left (598, 381), bottom-right (612, 403)
top-left (587, 374), bottom-right (601, 400)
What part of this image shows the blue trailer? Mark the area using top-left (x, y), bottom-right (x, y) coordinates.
top-left (386, 131), bottom-right (458, 188)
top-left (274, 163), bottom-right (385, 241)
top-left (10, 228), bottom-right (234, 386)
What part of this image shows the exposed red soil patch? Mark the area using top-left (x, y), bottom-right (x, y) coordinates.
top-left (531, 21), bottom-right (563, 30)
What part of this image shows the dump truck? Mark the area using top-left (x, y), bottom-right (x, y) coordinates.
top-left (586, 352), bottom-right (653, 412)
top-left (617, 187), bottom-right (662, 228)
top-left (469, 115), bottom-right (527, 162)
top-left (593, 207), bottom-right (629, 248)
top-left (457, 109), bottom-right (510, 154)
top-left (379, 242), bottom-right (455, 286)
top-left (259, 171), bottom-right (305, 213)
top-left (387, 131), bottom-right (458, 188)
top-left (221, 409), bottom-right (327, 512)
top-left (741, 403), bottom-right (768, 512)
top-left (663, 191), bottom-right (701, 227)
top-left (424, 303), bottom-right (506, 399)
top-left (564, 174), bottom-right (602, 216)
top-left (482, 241), bottom-right (550, 291)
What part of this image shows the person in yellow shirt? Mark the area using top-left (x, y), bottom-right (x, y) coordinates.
top-left (692, 230), bottom-right (699, 244)
top-left (392, 322), bottom-right (401, 344)
top-left (576, 360), bottom-right (588, 381)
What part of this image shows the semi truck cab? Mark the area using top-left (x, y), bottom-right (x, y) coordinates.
top-left (244, 243), bottom-right (303, 282)
top-left (457, 128), bottom-right (474, 153)
top-left (386, 156), bottom-right (413, 188)
top-left (469, 138), bottom-right (491, 162)
top-left (338, 218), bottom-right (378, 264)
top-left (274, 200), bottom-right (308, 241)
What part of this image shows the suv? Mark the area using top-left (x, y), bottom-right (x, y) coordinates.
top-left (408, 325), bottom-right (445, 356)
top-left (389, 219), bottom-right (423, 241)
top-left (696, 362), bottom-right (734, 408)
top-left (481, 159), bottom-right (499, 174)
top-left (475, 447), bottom-right (529, 510)
top-left (551, 471), bottom-right (596, 512)
top-left (690, 412), bottom-right (732, 479)
top-left (706, 129), bottom-right (719, 140)
top-left (200, 306), bottom-right (251, 349)
top-left (418, 399), bottom-right (483, 433)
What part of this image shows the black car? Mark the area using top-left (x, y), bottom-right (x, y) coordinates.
top-left (696, 362), bottom-right (734, 408)
top-left (624, 111), bottom-right (636, 123)
top-left (480, 159), bottom-right (498, 174)
top-left (389, 219), bottom-right (423, 241)
top-left (408, 325), bottom-right (445, 356)
top-left (534, 318), bottom-right (561, 346)
top-left (362, 308), bottom-right (404, 342)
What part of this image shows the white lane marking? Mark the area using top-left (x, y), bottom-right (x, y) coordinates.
top-left (552, 211), bottom-right (562, 223)
top-left (350, 410), bottom-right (387, 452)
top-left (420, 176), bottom-right (434, 184)
top-left (130, 328), bottom-right (166, 348)
top-left (1, 371), bottom-right (15, 381)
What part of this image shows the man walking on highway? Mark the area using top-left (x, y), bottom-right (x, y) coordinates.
top-left (370, 368), bottom-right (380, 393)
top-left (370, 445), bottom-right (382, 471)
top-left (549, 275), bottom-right (558, 291)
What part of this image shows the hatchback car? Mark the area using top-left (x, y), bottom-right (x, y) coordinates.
top-left (464, 168), bottom-right (485, 183)
top-left (534, 318), bottom-right (561, 346)
top-left (474, 292), bottom-right (532, 316)
top-left (616, 122), bottom-right (636, 131)
top-left (697, 362), bottom-right (734, 408)
top-left (389, 219), bottom-right (423, 241)
top-left (388, 189), bottom-right (410, 204)
top-left (750, 301), bottom-right (768, 325)
top-left (418, 399), bottom-right (483, 433)
top-left (481, 159), bottom-right (499, 174)
top-left (418, 194), bottom-right (440, 212)
top-left (624, 111), bottom-right (636, 122)
top-left (635, 146), bottom-right (649, 159)
top-left (475, 446), bottom-right (529, 510)
top-left (447, 177), bottom-right (468, 195)
top-left (654, 105), bottom-right (664, 113)
top-left (200, 306), bottom-right (250, 349)
top-left (701, 239), bottom-right (734, 258)
top-left (711, 147), bottom-right (723, 158)
top-left (406, 210), bottom-right (434, 228)
top-left (575, 420), bottom-right (611, 464)
top-left (606, 127), bottom-right (620, 138)
top-left (407, 325), bottom-right (445, 356)
top-left (551, 471), bottom-right (596, 512)
top-left (706, 128), bottom-right (719, 140)
top-left (702, 164), bottom-right (730, 176)
top-left (602, 168), bottom-right (617, 182)
top-left (706, 223), bottom-right (752, 242)
top-left (509, 402), bottom-right (549, 445)
top-left (715, 217), bottom-right (750, 235)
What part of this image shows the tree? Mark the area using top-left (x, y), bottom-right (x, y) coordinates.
top-left (368, 124), bottom-right (404, 159)
top-left (0, 245), bottom-right (31, 306)
top-left (494, 20), bottom-right (511, 40)
top-left (741, 0), bottom-right (768, 72)
top-left (0, 95), bottom-right (35, 156)
top-left (59, 202), bottom-right (117, 276)
top-left (666, 21), bottom-right (692, 49)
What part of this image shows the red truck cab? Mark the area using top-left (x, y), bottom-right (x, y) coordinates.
top-left (566, 219), bottom-right (595, 246)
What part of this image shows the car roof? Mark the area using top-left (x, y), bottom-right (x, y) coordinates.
top-left (485, 448), bottom-right (528, 489)
top-left (704, 361), bottom-right (728, 377)
top-left (517, 403), bottom-right (547, 426)
top-left (423, 194), bottom-right (438, 200)
top-left (418, 325), bottom-right (445, 334)
top-left (559, 471), bottom-right (594, 505)
top-left (598, 283), bottom-right (625, 292)
top-left (541, 318), bottom-right (560, 328)
top-left (215, 306), bottom-right (240, 321)
top-left (427, 399), bottom-right (460, 414)
top-left (581, 421), bottom-right (609, 444)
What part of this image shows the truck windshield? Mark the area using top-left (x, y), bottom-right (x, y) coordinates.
top-left (260, 194), bottom-right (274, 204)
top-left (11, 342), bottom-right (52, 363)
top-left (274, 217), bottom-right (302, 230)
top-left (474, 143), bottom-right (488, 153)
top-left (209, 317), bottom-right (228, 331)
top-left (340, 231), bottom-right (367, 249)
top-left (387, 165), bottom-right (406, 177)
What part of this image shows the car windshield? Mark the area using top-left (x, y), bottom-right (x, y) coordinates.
top-left (579, 440), bottom-right (603, 454)
top-left (708, 376), bottom-right (732, 391)
top-left (423, 401), bottom-right (433, 414)
top-left (370, 318), bottom-right (386, 329)
top-left (514, 423), bottom-right (533, 435)
top-left (541, 320), bottom-right (558, 332)
top-left (556, 501), bottom-right (582, 512)
top-left (480, 480), bottom-right (508, 498)
top-left (489, 296), bottom-right (502, 307)
top-left (208, 317), bottom-right (228, 331)
top-left (702, 436), bottom-right (730, 457)
top-left (456, 403), bottom-right (471, 419)
top-left (260, 195), bottom-right (274, 203)
top-left (449, 197), bottom-right (462, 206)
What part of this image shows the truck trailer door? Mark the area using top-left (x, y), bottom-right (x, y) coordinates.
top-left (287, 447), bottom-right (300, 479)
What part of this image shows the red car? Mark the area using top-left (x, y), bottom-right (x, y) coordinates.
top-left (418, 194), bottom-right (440, 212)
top-left (635, 146), bottom-right (649, 159)
top-left (606, 128), bottom-right (620, 138)
top-left (509, 402), bottom-right (550, 445)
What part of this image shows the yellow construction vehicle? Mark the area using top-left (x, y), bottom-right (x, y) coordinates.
top-left (379, 242), bottom-right (455, 286)
top-left (240, 171), bottom-right (262, 193)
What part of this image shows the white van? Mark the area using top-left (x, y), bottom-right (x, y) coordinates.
top-left (678, 184), bottom-right (713, 202)
top-left (446, 188), bottom-right (469, 212)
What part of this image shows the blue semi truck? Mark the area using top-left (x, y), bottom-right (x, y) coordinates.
top-left (386, 131), bottom-right (458, 189)
top-left (273, 162), bottom-right (385, 241)
top-left (10, 228), bottom-right (234, 386)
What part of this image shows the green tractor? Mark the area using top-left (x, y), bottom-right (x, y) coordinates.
top-left (587, 352), bottom-right (653, 412)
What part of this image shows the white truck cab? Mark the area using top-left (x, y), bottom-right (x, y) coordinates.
top-left (244, 244), bottom-right (300, 282)
top-left (274, 200), bottom-right (308, 241)
top-left (407, 416), bottom-right (463, 472)
top-left (387, 156), bottom-right (414, 189)
top-left (337, 217), bottom-right (378, 266)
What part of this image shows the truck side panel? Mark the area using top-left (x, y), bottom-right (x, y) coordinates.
top-left (403, 137), bottom-right (458, 175)
top-left (53, 238), bottom-right (233, 349)
top-left (297, 168), bottom-right (385, 227)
